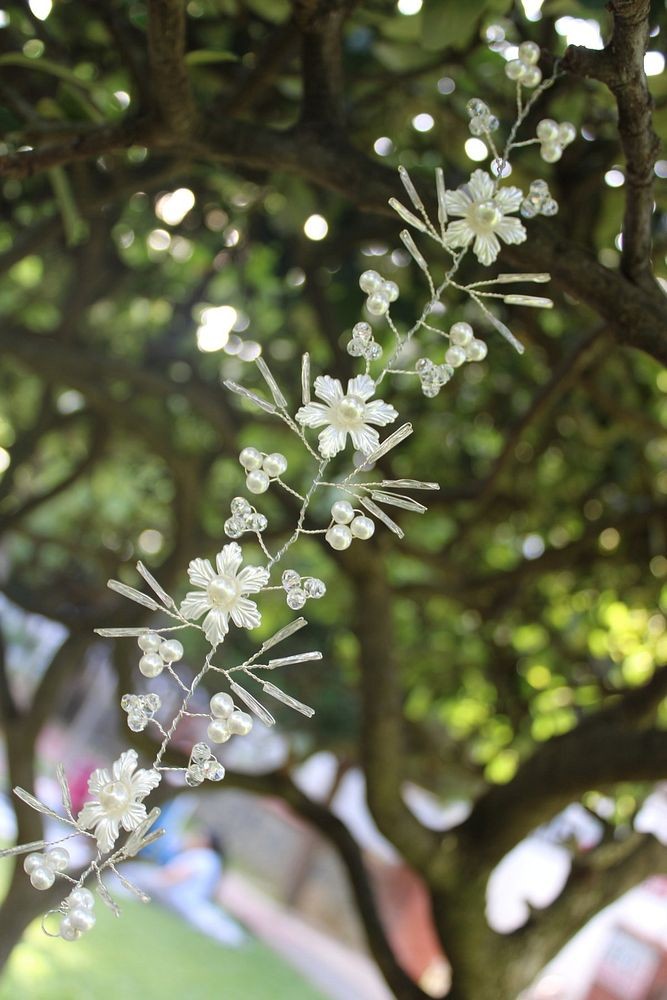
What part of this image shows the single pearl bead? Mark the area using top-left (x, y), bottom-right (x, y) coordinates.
top-left (99, 780), bottom-right (130, 813)
top-left (227, 709), bottom-right (253, 736)
top-left (445, 345), bottom-right (467, 368)
top-left (449, 322), bottom-right (473, 347)
top-left (69, 887), bottom-right (95, 910)
top-left (331, 500), bottom-right (355, 524)
top-left (536, 118), bottom-right (559, 142)
top-left (466, 338), bottom-right (488, 362)
top-left (350, 515), bottom-right (375, 540)
top-left (24, 853), bottom-right (45, 875)
top-left (159, 639), bottom-right (183, 663)
top-left (476, 201), bottom-right (501, 228)
top-left (366, 293), bottom-right (389, 316)
top-left (207, 718), bottom-right (231, 743)
top-left (337, 397), bottom-right (365, 423)
top-left (137, 632), bottom-right (161, 653)
top-left (239, 446), bottom-right (263, 471)
top-left (326, 524), bottom-right (353, 550)
top-left (505, 59), bottom-right (524, 81)
top-left (262, 452), bottom-right (288, 478)
top-left (208, 575), bottom-right (238, 605)
top-left (139, 652), bottom-right (164, 678)
top-left (246, 469), bottom-right (270, 494)
top-left (383, 280), bottom-right (399, 303)
top-left (541, 142), bottom-right (562, 163)
top-left (210, 692), bottom-right (234, 719)
top-left (30, 867), bottom-right (55, 890)
top-left (522, 65), bottom-right (542, 87)
top-left (59, 916), bottom-right (81, 942)
top-left (46, 847), bottom-right (70, 872)
top-left (359, 269), bottom-right (382, 294)
top-left (558, 122), bottom-right (576, 146)
top-left (69, 907), bottom-right (96, 933)
top-left (519, 40), bottom-right (540, 65)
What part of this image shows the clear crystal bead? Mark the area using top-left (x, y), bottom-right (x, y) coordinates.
top-left (252, 514), bottom-right (268, 532)
top-left (128, 713), bottom-right (147, 732)
top-left (145, 694), bottom-right (161, 712)
top-left (185, 766), bottom-right (204, 787)
top-left (366, 343), bottom-right (383, 360)
top-left (190, 742), bottom-right (210, 764)
top-left (541, 199), bottom-right (559, 216)
top-left (287, 588), bottom-right (307, 610)
top-left (120, 694), bottom-right (134, 711)
top-left (347, 340), bottom-right (363, 357)
top-left (282, 569), bottom-right (301, 591)
top-left (224, 518), bottom-right (243, 538)
top-left (520, 200), bottom-right (538, 219)
top-left (204, 759), bottom-right (225, 781)
top-left (466, 98), bottom-right (488, 117)
top-left (231, 497), bottom-right (251, 516)
top-left (303, 577), bottom-right (326, 599)
top-left (353, 321), bottom-right (372, 342)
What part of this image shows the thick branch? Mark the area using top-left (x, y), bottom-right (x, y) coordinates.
top-left (455, 666), bottom-right (667, 871)
top-left (146, 0), bottom-right (196, 136)
top-left (563, 0), bottom-right (661, 291)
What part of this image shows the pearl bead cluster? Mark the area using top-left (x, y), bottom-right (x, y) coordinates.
top-left (120, 692), bottom-right (161, 733)
top-left (520, 179), bottom-right (559, 219)
top-left (239, 447), bottom-right (288, 495)
top-left (207, 692), bottom-right (253, 745)
top-left (24, 846), bottom-right (70, 891)
top-left (536, 119), bottom-right (576, 163)
top-left (346, 321), bottom-right (383, 361)
top-left (185, 741), bottom-right (225, 787)
top-left (325, 500), bottom-right (375, 551)
top-left (58, 887), bottom-right (96, 941)
top-left (444, 322), bottom-right (488, 368)
top-left (466, 98), bottom-right (499, 137)
top-left (359, 270), bottom-right (399, 317)
top-left (137, 632), bottom-right (184, 678)
top-left (505, 41), bottom-right (542, 88)
top-left (224, 496), bottom-right (268, 538)
top-left (281, 569), bottom-right (326, 610)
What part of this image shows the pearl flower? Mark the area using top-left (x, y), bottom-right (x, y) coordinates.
top-left (444, 170), bottom-right (526, 266)
top-left (77, 750), bottom-right (161, 853)
top-left (295, 374), bottom-right (398, 458)
top-left (180, 543), bottom-right (270, 647)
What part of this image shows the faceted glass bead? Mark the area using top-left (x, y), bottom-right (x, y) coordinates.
top-left (347, 340), bottom-right (363, 357)
top-left (224, 518), bottom-right (243, 538)
top-left (541, 199), bottom-right (559, 216)
top-left (466, 98), bottom-right (488, 117)
top-left (287, 588), bottom-right (307, 610)
top-left (185, 767), bottom-right (204, 787)
top-left (303, 577), bottom-right (326, 599)
top-left (353, 321), bottom-right (372, 342)
top-left (128, 712), bottom-right (147, 732)
top-left (367, 343), bottom-right (383, 360)
top-left (204, 759), bottom-right (225, 781)
top-left (282, 569), bottom-right (301, 591)
top-left (231, 496), bottom-right (251, 516)
top-left (253, 514), bottom-right (268, 532)
top-left (190, 742), bottom-right (210, 764)
top-left (145, 693), bottom-right (161, 711)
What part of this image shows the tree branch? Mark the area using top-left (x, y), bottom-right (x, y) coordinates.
top-left (146, 0), bottom-right (196, 136)
top-left (455, 665), bottom-right (667, 871)
top-left (563, 0), bottom-right (661, 292)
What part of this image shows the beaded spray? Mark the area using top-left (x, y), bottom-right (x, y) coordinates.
top-left (2, 41), bottom-right (571, 941)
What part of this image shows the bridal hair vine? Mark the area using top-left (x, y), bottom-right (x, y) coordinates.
top-left (2, 40), bottom-right (568, 941)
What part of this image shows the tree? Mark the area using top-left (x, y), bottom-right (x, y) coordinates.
top-left (0, 0), bottom-right (665, 997)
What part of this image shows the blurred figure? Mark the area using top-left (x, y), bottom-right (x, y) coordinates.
top-left (121, 827), bottom-right (247, 947)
